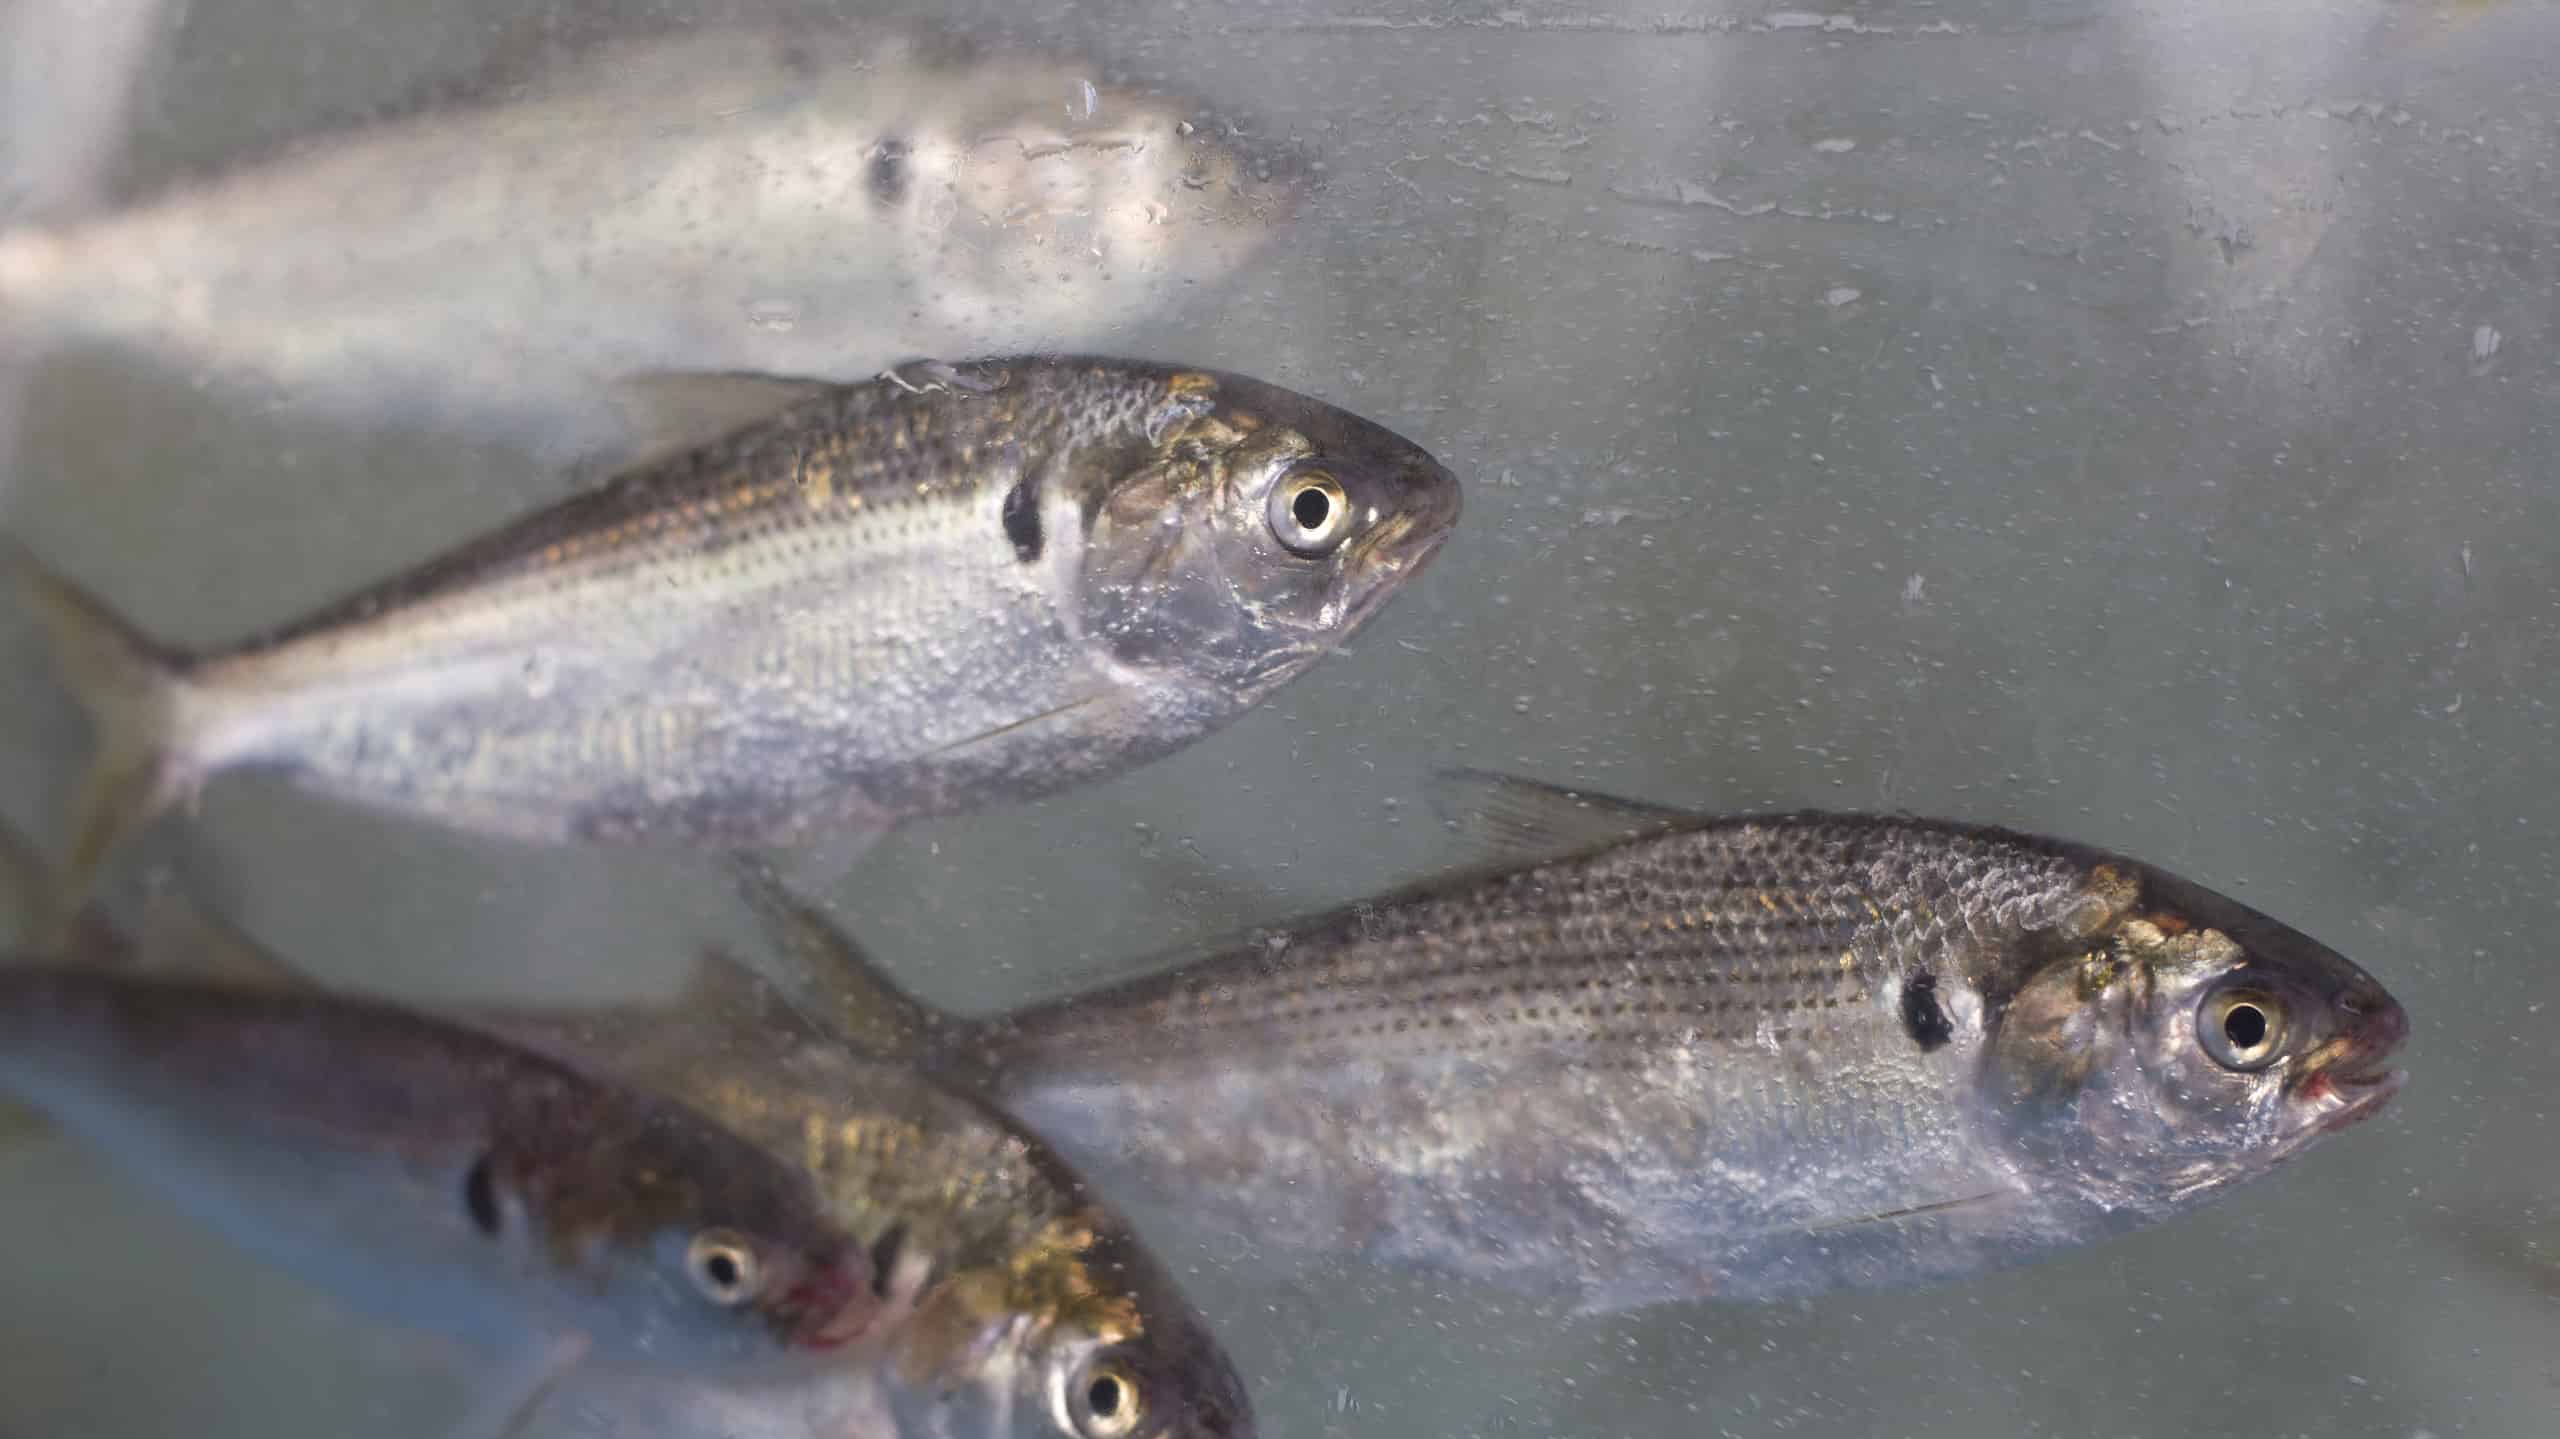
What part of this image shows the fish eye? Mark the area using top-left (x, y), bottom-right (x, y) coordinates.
top-left (1066, 1357), bottom-right (1144, 1439)
top-left (1267, 468), bottom-right (1352, 556)
top-left (2197, 985), bottom-right (2287, 1070)
top-left (686, 1231), bottom-right (764, 1307)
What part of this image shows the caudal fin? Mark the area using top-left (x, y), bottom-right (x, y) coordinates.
top-left (3, 538), bottom-right (198, 927)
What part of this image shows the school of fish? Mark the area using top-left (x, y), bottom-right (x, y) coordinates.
top-left (0, 12), bottom-right (2416, 1439)
top-left (0, 823), bottom-right (1251, 1439)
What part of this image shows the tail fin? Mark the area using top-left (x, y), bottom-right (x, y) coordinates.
top-left (0, 808), bottom-right (124, 968)
top-left (725, 855), bottom-right (959, 1063)
top-left (3, 538), bottom-right (198, 928)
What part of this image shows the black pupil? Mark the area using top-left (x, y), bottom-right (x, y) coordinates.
top-left (704, 1250), bottom-right (742, 1290)
top-left (1290, 485), bottom-right (1331, 531)
top-left (1088, 1375), bottom-right (1123, 1418)
top-left (2223, 1003), bottom-right (2268, 1050)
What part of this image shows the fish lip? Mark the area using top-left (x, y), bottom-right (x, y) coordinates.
top-left (1318, 454), bottom-right (1459, 638)
top-left (1182, 121), bottom-right (1322, 210)
top-left (1351, 460), bottom-right (1462, 573)
top-left (784, 1262), bottom-right (879, 1352)
top-left (2283, 1063), bottom-right (2406, 1147)
top-left (1338, 510), bottom-right (1454, 634)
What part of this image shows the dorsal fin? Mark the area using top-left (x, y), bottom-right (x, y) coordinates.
top-left (481, 945), bottom-right (829, 1086)
top-left (1423, 768), bottom-right (1703, 872)
top-left (605, 369), bottom-right (840, 471)
top-left (726, 856), bottom-right (953, 1060)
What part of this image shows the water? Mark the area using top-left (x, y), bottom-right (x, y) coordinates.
top-left (1, 0), bottom-right (2553, 1435)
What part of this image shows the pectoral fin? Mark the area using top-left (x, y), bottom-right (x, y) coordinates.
top-left (1799, 1189), bottom-right (2020, 1234)
top-left (446, 1331), bottom-right (588, 1439)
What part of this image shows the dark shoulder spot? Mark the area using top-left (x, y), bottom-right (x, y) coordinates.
top-left (868, 139), bottom-right (909, 207)
top-left (463, 1156), bottom-right (502, 1236)
top-left (1001, 470), bottom-right (1043, 562)
top-left (1900, 970), bottom-right (1954, 1052)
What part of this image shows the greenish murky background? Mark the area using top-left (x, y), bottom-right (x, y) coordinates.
top-left (2, 1), bottom-right (2551, 1435)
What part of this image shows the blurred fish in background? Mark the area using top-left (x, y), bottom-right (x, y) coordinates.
top-left (0, 0), bottom-right (170, 508)
top-left (0, 967), bottom-right (885, 1436)
top-left (0, 22), bottom-right (1310, 450)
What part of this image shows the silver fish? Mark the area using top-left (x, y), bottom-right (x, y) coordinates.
top-left (0, 825), bottom-right (1253, 1439)
top-left (747, 773), bottom-right (2410, 1313)
top-left (605, 1041), bottom-right (1255, 1439)
top-left (10, 357), bottom-right (1459, 909)
top-left (0, 26), bottom-right (1307, 439)
top-left (0, 969), bottom-right (880, 1434)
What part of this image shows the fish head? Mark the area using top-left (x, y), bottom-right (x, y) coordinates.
top-left (866, 54), bottom-right (1310, 349)
top-left (632, 1223), bottom-right (881, 1362)
top-left (1076, 364), bottom-right (1461, 700)
top-left (507, 1147), bottom-right (877, 1371)
top-left (1015, 1308), bottom-right (1254, 1439)
top-left (1979, 859), bottom-right (2407, 1214)
top-left (880, 1205), bottom-right (1255, 1439)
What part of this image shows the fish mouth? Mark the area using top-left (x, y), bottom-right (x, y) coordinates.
top-left (2306, 1064), bottom-right (2406, 1136)
top-left (783, 1261), bottom-right (880, 1352)
top-left (2277, 1054), bottom-right (2406, 1152)
top-left (1335, 523), bottom-right (1450, 640)
top-left (1338, 461), bottom-right (1462, 627)
top-left (1178, 123), bottom-right (1320, 218)
top-left (2277, 978), bottom-right (2408, 1146)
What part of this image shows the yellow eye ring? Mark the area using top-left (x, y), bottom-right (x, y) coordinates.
top-left (1268, 469), bottom-right (1351, 556)
top-left (1072, 1358), bottom-right (1144, 1438)
top-left (2197, 986), bottom-right (2286, 1070)
top-left (686, 1231), bottom-right (763, 1307)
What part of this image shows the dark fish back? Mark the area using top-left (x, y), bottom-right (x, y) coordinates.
top-left (231, 378), bottom-right (1061, 656)
top-left (987, 814), bottom-right (2098, 1075)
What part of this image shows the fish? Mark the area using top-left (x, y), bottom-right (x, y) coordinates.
top-left (0, 25), bottom-right (1308, 441)
top-left (738, 772), bottom-right (2410, 1313)
top-left (607, 1041), bottom-right (1256, 1439)
top-left (0, 969), bottom-right (881, 1437)
top-left (0, 823), bottom-right (1255, 1439)
top-left (9, 356), bottom-right (1461, 911)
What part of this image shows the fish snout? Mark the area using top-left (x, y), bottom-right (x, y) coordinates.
top-left (2330, 980), bottom-right (2410, 1071)
top-left (1359, 453), bottom-right (1463, 575)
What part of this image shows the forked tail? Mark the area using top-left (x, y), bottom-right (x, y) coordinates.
top-left (3, 538), bottom-right (198, 928)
